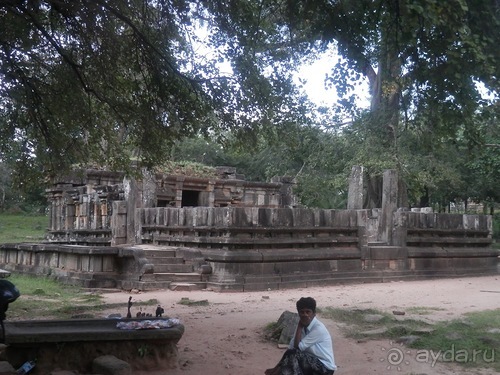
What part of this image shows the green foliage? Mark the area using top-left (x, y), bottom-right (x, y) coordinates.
top-left (323, 307), bottom-right (500, 371)
top-left (155, 161), bottom-right (218, 179)
top-left (0, 162), bottom-right (47, 214)
top-left (205, 0), bottom-right (499, 208)
top-left (322, 307), bottom-right (394, 329)
top-left (177, 298), bottom-right (209, 306)
top-left (7, 274), bottom-right (105, 319)
top-left (410, 310), bottom-right (500, 371)
top-left (170, 125), bottom-right (354, 208)
top-left (406, 306), bottom-right (447, 316)
top-left (0, 0), bottom-right (311, 183)
top-left (263, 321), bottom-right (283, 342)
top-left (1, 0), bottom-right (498, 213)
top-left (138, 344), bottom-right (152, 358)
top-left (170, 137), bottom-right (229, 167)
top-left (0, 213), bottom-right (47, 243)
top-left (493, 214), bottom-right (500, 242)
top-left (7, 274), bottom-right (161, 319)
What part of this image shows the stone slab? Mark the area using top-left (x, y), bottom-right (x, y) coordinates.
top-left (4, 317), bottom-right (184, 344)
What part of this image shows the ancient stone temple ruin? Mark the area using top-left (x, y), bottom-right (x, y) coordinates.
top-left (0, 166), bottom-right (498, 291)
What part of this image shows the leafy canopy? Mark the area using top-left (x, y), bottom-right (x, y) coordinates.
top-left (1, 0), bottom-right (498, 208)
top-left (0, 0), bottom-right (310, 180)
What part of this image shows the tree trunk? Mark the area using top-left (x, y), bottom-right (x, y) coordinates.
top-left (369, 28), bottom-right (402, 148)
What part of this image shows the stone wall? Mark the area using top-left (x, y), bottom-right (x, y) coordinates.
top-left (137, 207), bottom-right (498, 291)
top-left (0, 206), bottom-right (497, 291)
top-left (0, 242), bottom-right (153, 288)
top-left (44, 168), bottom-right (298, 245)
top-left (0, 168), bottom-right (497, 291)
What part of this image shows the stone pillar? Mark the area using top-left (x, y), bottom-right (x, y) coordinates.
top-left (175, 176), bottom-right (184, 208)
top-left (123, 168), bottom-right (157, 244)
top-left (207, 180), bottom-right (215, 207)
top-left (347, 166), bottom-right (364, 209)
top-left (124, 177), bottom-right (139, 245)
top-left (65, 201), bottom-right (75, 230)
top-left (378, 169), bottom-right (399, 245)
top-left (141, 169), bottom-right (157, 208)
top-left (111, 201), bottom-right (127, 246)
top-left (47, 195), bottom-right (56, 231)
top-left (271, 176), bottom-right (297, 208)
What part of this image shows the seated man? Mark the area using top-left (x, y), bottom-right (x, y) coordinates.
top-left (265, 297), bottom-right (336, 375)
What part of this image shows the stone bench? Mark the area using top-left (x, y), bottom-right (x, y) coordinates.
top-left (4, 317), bottom-right (184, 373)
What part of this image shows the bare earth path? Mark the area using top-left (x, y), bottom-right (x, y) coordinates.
top-left (101, 275), bottom-right (500, 375)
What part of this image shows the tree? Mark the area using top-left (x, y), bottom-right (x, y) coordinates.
top-left (1, 0), bottom-right (498, 210)
top-left (461, 104), bottom-right (500, 213)
top-left (0, 0), bottom-right (309, 182)
top-left (171, 124), bottom-right (354, 209)
top-left (203, 0), bottom-right (499, 200)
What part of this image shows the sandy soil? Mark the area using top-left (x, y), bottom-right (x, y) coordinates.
top-left (101, 275), bottom-right (500, 375)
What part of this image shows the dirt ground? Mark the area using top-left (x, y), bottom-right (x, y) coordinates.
top-left (101, 275), bottom-right (500, 375)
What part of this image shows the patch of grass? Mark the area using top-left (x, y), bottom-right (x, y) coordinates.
top-left (6, 274), bottom-right (105, 320)
top-left (6, 275), bottom-right (162, 319)
top-left (323, 307), bottom-right (431, 341)
top-left (177, 298), bottom-right (209, 306)
top-left (0, 214), bottom-right (48, 243)
top-left (323, 307), bottom-right (500, 372)
top-left (322, 307), bottom-right (393, 326)
top-left (406, 306), bottom-right (446, 315)
top-left (263, 321), bottom-right (282, 342)
top-left (409, 309), bottom-right (500, 371)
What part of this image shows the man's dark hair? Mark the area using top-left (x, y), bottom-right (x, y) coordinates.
top-left (296, 297), bottom-right (316, 312)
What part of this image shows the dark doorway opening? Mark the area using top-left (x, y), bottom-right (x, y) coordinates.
top-left (182, 190), bottom-right (199, 207)
top-left (157, 200), bottom-right (171, 207)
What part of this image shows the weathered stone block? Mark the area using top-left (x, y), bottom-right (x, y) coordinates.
top-left (92, 355), bottom-right (131, 375)
top-left (336, 259), bottom-right (362, 271)
top-left (102, 256), bottom-right (115, 272)
top-left (89, 256), bottom-right (103, 272)
top-left (293, 208), bottom-right (314, 227)
top-left (231, 207), bottom-right (253, 227)
top-left (274, 208), bottom-right (293, 227)
top-left (370, 246), bottom-right (407, 260)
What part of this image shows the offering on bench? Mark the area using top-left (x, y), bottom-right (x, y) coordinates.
top-left (116, 318), bottom-right (180, 330)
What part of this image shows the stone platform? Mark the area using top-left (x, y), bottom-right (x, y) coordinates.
top-left (4, 317), bottom-right (184, 373)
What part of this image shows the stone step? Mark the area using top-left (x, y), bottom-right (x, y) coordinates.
top-left (153, 264), bottom-right (194, 273)
top-left (119, 279), bottom-right (172, 291)
top-left (148, 257), bottom-right (185, 265)
top-left (168, 282), bottom-right (207, 291)
top-left (206, 270), bottom-right (420, 292)
top-left (369, 246), bottom-right (406, 259)
top-left (142, 249), bottom-right (177, 258)
top-left (142, 272), bottom-right (202, 283)
top-left (207, 267), bottom-right (500, 292)
top-left (367, 241), bottom-right (388, 246)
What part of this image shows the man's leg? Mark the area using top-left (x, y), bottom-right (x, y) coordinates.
top-left (294, 350), bottom-right (333, 375)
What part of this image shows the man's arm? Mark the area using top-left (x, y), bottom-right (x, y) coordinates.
top-left (293, 322), bottom-right (303, 349)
